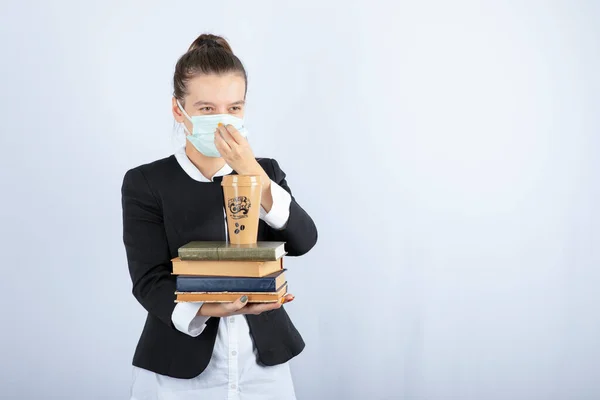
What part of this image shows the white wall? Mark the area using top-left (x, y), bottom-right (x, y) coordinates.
top-left (1, 1), bottom-right (598, 399)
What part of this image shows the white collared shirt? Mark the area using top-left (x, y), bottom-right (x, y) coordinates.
top-left (130, 147), bottom-right (296, 400)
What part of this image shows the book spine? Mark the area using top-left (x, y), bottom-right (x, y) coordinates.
top-left (175, 295), bottom-right (280, 303)
top-left (179, 249), bottom-right (278, 261)
top-left (218, 248), bottom-right (278, 261)
top-left (178, 249), bottom-right (219, 261)
top-left (176, 277), bottom-right (277, 292)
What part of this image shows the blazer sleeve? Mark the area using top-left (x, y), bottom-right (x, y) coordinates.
top-left (263, 159), bottom-right (318, 256)
top-left (121, 167), bottom-right (177, 328)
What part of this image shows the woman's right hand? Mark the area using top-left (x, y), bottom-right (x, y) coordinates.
top-left (197, 294), bottom-right (295, 318)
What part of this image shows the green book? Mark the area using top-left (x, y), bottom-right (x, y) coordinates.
top-left (178, 241), bottom-right (287, 261)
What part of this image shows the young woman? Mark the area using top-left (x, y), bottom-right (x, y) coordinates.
top-left (121, 34), bottom-right (318, 399)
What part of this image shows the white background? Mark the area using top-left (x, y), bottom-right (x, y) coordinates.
top-left (1, 1), bottom-right (598, 399)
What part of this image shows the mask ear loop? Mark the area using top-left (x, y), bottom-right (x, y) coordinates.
top-left (176, 100), bottom-right (193, 135)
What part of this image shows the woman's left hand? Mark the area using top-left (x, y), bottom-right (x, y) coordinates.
top-left (215, 123), bottom-right (265, 179)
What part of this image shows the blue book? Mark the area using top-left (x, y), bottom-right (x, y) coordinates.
top-left (176, 269), bottom-right (287, 293)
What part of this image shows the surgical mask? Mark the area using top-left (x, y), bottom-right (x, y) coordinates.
top-left (177, 100), bottom-right (248, 158)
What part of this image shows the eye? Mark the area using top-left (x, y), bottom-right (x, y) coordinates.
top-left (230, 106), bottom-right (242, 112)
top-left (199, 107), bottom-right (213, 112)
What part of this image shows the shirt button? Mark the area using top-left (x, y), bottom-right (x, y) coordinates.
top-left (231, 350), bottom-right (237, 356)
top-left (231, 384), bottom-right (237, 390)
top-left (229, 317), bottom-right (235, 323)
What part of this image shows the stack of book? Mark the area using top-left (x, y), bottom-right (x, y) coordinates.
top-left (172, 241), bottom-right (288, 303)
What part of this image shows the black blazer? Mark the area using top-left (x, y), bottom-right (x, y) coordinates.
top-left (121, 155), bottom-right (318, 379)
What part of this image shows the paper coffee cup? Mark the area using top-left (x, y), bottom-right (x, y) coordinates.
top-left (221, 175), bottom-right (262, 244)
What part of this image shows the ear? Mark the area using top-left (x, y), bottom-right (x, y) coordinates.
top-left (172, 97), bottom-right (185, 123)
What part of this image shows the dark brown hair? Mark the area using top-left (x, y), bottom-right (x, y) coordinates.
top-left (173, 34), bottom-right (247, 104)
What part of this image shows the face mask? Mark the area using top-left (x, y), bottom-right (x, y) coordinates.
top-left (177, 100), bottom-right (248, 158)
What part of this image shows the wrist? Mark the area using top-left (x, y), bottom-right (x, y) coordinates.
top-left (196, 304), bottom-right (206, 317)
top-left (240, 160), bottom-right (262, 176)
top-left (243, 161), bottom-right (270, 189)
top-left (261, 176), bottom-right (271, 193)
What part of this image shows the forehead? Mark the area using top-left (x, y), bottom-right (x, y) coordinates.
top-left (185, 73), bottom-right (245, 104)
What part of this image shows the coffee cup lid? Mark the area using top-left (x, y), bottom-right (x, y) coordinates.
top-left (221, 175), bottom-right (262, 186)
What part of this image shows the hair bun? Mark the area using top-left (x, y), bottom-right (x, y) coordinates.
top-left (188, 34), bottom-right (233, 54)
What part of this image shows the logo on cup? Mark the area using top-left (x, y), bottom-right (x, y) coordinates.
top-left (234, 222), bottom-right (245, 235)
top-left (228, 196), bottom-right (251, 220)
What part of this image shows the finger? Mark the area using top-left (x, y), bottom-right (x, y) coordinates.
top-left (217, 123), bottom-right (238, 147)
top-left (223, 124), bottom-right (246, 145)
top-left (281, 294), bottom-right (295, 304)
top-left (222, 295), bottom-right (249, 313)
top-left (214, 129), bottom-right (231, 154)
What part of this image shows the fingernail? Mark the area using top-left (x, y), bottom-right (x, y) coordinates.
top-left (241, 295), bottom-right (248, 303)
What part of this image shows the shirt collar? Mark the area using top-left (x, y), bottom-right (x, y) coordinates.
top-left (174, 146), bottom-right (233, 183)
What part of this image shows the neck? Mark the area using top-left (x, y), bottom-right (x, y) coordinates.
top-left (184, 143), bottom-right (227, 181)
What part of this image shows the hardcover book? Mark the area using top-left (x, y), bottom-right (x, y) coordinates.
top-left (171, 257), bottom-right (283, 278)
top-left (178, 241), bottom-right (286, 261)
top-left (176, 270), bottom-right (287, 292)
top-left (175, 283), bottom-right (288, 303)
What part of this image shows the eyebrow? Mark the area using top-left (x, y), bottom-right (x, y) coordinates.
top-left (192, 100), bottom-right (245, 107)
